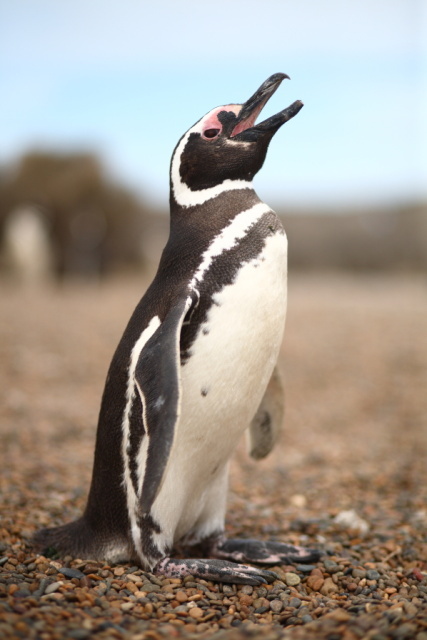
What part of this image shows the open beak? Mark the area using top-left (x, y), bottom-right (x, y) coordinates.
top-left (230, 73), bottom-right (303, 141)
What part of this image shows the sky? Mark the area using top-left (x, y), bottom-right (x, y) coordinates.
top-left (1, 0), bottom-right (426, 209)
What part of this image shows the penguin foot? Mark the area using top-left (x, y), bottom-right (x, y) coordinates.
top-left (211, 538), bottom-right (321, 565)
top-left (154, 557), bottom-right (279, 585)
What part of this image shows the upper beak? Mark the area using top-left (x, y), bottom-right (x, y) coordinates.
top-left (230, 73), bottom-right (303, 141)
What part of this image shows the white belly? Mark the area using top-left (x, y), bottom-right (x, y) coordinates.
top-left (151, 231), bottom-right (287, 546)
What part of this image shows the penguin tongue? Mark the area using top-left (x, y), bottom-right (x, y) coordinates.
top-left (231, 101), bottom-right (268, 137)
top-left (230, 72), bottom-right (289, 138)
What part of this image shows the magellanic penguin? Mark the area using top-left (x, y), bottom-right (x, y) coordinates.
top-left (34, 73), bottom-right (320, 585)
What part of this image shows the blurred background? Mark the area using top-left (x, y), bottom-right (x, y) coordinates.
top-left (1, 0), bottom-right (426, 281)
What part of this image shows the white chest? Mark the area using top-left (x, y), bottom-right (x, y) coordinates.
top-left (183, 229), bottom-right (287, 431)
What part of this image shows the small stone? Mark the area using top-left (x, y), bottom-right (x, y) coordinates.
top-left (323, 560), bottom-right (339, 573)
top-left (366, 569), bottom-right (380, 580)
top-left (174, 604), bottom-right (189, 614)
top-left (269, 599), bottom-right (283, 613)
top-left (290, 597), bottom-right (302, 608)
top-left (175, 591), bottom-right (188, 603)
top-left (126, 573), bottom-right (141, 583)
top-left (44, 581), bottom-right (63, 594)
top-left (240, 585), bottom-right (253, 595)
top-left (254, 606), bottom-right (269, 614)
top-left (320, 577), bottom-right (339, 595)
top-left (121, 602), bottom-right (134, 611)
top-left (403, 601), bottom-right (418, 617)
top-left (58, 567), bottom-right (85, 580)
top-left (334, 509), bottom-right (369, 535)
top-left (307, 574), bottom-right (324, 591)
top-left (189, 606), bottom-right (204, 619)
top-left (290, 494), bottom-right (307, 508)
top-left (113, 567), bottom-right (126, 576)
top-left (284, 572), bottom-right (300, 586)
top-left (301, 615), bottom-right (313, 623)
top-left (352, 568), bottom-right (367, 579)
top-left (141, 582), bottom-right (160, 592)
top-left (14, 589), bottom-right (32, 598)
top-left (327, 608), bottom-right (351, 622)
top-left (296, 564), bottom-right (316, 574)
top-left (222, 584), bottom-right (234, 594)
top-left (411, 567), bottom-right (424, 581)
top-left (253, 597), bottom-right (269, 609)
top-left (394, 623), bottom-right (417, 639)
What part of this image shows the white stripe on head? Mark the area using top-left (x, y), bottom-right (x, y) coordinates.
top-left (171, 106), bottom-right (252, 208)
top-left (190, 201), bottom-right (272, 287)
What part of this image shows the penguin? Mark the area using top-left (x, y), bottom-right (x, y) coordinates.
top-left (34, 73), bottom-right (320, 585)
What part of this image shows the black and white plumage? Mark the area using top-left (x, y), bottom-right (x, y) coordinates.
top-left (34, 73), bottom-right (320, 584)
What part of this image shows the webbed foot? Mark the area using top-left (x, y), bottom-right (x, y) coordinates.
top-left (212, 538), bottom-right (321, 565)
top-left (154, 557), bottom-right (278, 585)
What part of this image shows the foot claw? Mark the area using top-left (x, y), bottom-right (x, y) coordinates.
top-left (154, 557), bottom-right (278, 585)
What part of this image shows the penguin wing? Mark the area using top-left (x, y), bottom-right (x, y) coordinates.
top-left (247, 366), bottom-right (284, 460)
top-left (134, 291), bottom-right (192, 514)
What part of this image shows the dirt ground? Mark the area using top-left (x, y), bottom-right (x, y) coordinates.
top-left (1, 272), bottom-right (427, 639)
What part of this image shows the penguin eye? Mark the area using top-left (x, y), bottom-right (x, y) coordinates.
top-left (203, 128), bottom-right (220, 139)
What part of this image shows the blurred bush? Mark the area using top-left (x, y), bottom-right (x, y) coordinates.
top-left (0, 152), bottom-right (148, 281)
top-left (282, 204), bottom-right (427, 272)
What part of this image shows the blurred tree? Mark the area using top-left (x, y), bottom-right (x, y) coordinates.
top-left (0, 152), bottom-right (147, 279)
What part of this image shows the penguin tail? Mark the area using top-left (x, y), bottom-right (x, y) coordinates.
top-left (32, 518), bottom-right (96, 559)
top-left (32, 517), bottom-right (133, 563)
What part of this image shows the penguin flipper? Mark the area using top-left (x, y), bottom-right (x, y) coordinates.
top-left (135, 292), bottom-right (192, 515)
top-left (247, 366), bottom-right (284, 460)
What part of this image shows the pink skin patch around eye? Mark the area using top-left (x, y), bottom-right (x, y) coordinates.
top-left (201, 105), bottom-right (241, 136)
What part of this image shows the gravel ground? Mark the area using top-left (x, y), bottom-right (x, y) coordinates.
top-left (1, 273), bottom-right (427, 640)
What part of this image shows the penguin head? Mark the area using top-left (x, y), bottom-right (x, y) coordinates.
top-left (170, 73), bottom-right (303, 207)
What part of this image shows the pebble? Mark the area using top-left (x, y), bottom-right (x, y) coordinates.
top-left (284, 572), bottom-right (301, 586)
top-left (353, 568), bottom-right (367, 579)
top-left (290, 597), bottom-right (302, 608)
top-left (323, 559), bottom-right (340, 573)
top-left (44, 581), bottom-right (63, 594)
top-left (366, 569), bottom-right (381, 580)
top-left (320, 577), bottom-right (340, 595)
top-left (296, 564), bottom-right (317, 573)
top-left (269, 599), bottom-right (283, 613)
top-left (307, 573), bottom-right (325, 591)
top-left (58, 567), bottom-right (85, 580)
top-left (301, 614), bottom-right (314, 623)
top-left (240, 585), bottom-right (253, 595)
